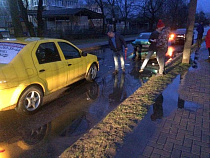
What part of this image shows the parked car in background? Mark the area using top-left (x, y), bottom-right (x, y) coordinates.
top-left (0, 38), bottom-right (99, 115)
top-left (131, 32), bottom-right (153, 60)
top-left (169, 28), bottom-right (194, 45)
top-left (0, 29), bottom-right (10, 39)
top-left (132, 32), bottom-right (151, 50)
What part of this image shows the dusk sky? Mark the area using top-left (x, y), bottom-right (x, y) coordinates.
top-left (197, 0), bottom-right (210, 13)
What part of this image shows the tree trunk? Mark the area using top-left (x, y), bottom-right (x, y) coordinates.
top-left (8, 0), bottom-right (23, 37)
top-left (182, 0), bottom-right (197, 64)
top-left (18, 0), bottom-right (35, 36)
top-left (37, 0), bottom-right (44, 37)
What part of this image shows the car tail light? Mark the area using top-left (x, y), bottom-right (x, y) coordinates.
top-left (0, 148), bottom-right (5, 153)
top-left (169, 33), bottom-right (175, 41)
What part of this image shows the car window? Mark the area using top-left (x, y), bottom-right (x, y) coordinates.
top-left (36, 42), bottom-right (61, 64)
top-left (0, 42), bottom-right (25, 64)
top-left (58, 42), bottom-right (81, 59)
top-left (139, 33), bottom-right (151, 39)
top-left (0, 31), bottom-right (10, 38)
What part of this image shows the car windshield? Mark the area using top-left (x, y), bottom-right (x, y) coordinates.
top-left (175, 29), bottom-right (186, 34)
top-left (0, 42), bottom-right (25, 64)
top-left (138, 33), bottom-right (151, 39)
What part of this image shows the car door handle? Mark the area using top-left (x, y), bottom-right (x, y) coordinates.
top-left (68, 64), bottom-right (72, 66)
top-left (39, 69), bottom-right (45, 72)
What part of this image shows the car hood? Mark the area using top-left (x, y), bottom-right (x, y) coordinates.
top-left (132, 39), bottom-right (150, 45)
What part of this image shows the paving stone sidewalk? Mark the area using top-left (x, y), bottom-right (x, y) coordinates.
top-left (140, 45), bottom-right (210, 158)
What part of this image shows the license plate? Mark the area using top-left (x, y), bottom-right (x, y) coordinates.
top-left (143, 45), bottom-right (150, 48)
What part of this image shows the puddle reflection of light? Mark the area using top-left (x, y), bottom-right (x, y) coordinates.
top-left (166, 46), bottom-right (174, 58)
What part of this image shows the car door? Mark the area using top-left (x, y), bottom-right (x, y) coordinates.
top-left (57, 42), bottom-right (87, 84)
top-left (33, 42), bottom-right (67, 92)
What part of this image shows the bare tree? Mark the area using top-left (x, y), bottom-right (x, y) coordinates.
top-left (8, 0), bottom-right (24, 37)
top-left (141, 0), bottom-right (164, 30)
top-left (107, 0), bottom-right (117, 31)
top-left (182, 0), bottom-right (197, 64)
top-left (18, 0), bottom-right (35, 36)
top-left (94, 0), bottom-right (106, 34)
top-left (116, 0), bottom-right (135, 34)
top-left (37, 0), bottom-right (44, 37)
top-left (164, 0), bottom-right (188, 29)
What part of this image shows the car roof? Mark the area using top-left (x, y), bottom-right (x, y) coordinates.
top-left (0, 37), bottom-right (65, 45)
top-left (174, 29), bottom-right (186, 34)
top-left (140, 32), bottom-right (151, 35)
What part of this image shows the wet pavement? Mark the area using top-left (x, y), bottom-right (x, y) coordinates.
top-left (0, 44), bottom-right (158, 158)
top-left (115, 43), bottom-right (210, 158)
top-left (0, 35), bottom-right (207, 157)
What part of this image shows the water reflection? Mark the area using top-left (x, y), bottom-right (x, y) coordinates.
top-left (151, 94), bottom-right (163, 121)
top-left (109, 73), bottom-right (126, 106)
top-left (0, 80), bottom-right (99, 158)
top-left (150, 74), bottom-right (200, 122)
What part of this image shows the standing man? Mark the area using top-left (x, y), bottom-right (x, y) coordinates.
top-left (0, 32), bottom-right (3, 39)
top-left (196, 22), bottom-right (204, 48)
top-left (108, 31), bottom-right (128, 74)
top-left (156, 20), bottom-right (170, 76)
top-left (139, 26), bottom-right (161, 72)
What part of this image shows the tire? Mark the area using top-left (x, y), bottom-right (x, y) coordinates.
top-left (86, 82), bottom-right (99, 100)
top-left (86, 64), bottom-right (97, 82)
top-left (16, 86), bottom-right (43, 115)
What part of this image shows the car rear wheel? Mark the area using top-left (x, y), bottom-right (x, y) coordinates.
top-left (16, 86), bottom-right (43, 115)
top-left (86, 64), bottom-right (97, 82)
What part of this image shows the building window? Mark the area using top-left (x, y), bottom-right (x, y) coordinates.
top-left (66, 0), bottom-right (70, 7)
top-left (43, 0), bottom-right (46, 6)
top-left (50, 0), bottom-right (56, 6)
top-left (33, 0), bottom-right (38, 6)
top-left (57, 0), bottom-right (63, 6)
top-left (1, 0), bottom-right (7, 7)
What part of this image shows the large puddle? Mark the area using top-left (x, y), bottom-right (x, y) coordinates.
top-left (0, 44), bottom-right (184, 158)
top-left (115, 75), bottom-right (201, 158)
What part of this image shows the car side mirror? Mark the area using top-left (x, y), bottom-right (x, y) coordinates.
top-left (82, 51), bottom-right (87, 56)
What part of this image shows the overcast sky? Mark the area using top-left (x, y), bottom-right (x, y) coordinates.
top-left (197, 0), bottom-right (210, 13)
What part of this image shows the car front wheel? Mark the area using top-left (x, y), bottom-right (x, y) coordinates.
top-left (16, 86), bottom-right (43, 115)
top-left (86, 64), bottom-right (97, 82)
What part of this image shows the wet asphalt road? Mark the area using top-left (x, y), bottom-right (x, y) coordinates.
top-left (0, 44), bottom-right (184, 158)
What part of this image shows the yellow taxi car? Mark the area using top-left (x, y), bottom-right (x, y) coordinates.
top-left (0, 37), bottom-right (99, 115)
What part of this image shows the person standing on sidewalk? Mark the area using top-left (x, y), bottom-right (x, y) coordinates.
top-left (205, 23), bottom-right (210, 62)
top-left (196, 22), bottom-right (204, 48)
top-left (139, 25), bottom-right (162, 73)
top-left (156, 20), bottom-right (170, 76)
top-left (107, 30), bottom-right (128, 74)
top-left (0, 33), bottom-right (3, 39)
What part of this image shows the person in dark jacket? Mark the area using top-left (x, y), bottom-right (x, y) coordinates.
top-left (0, 33), bottom-right (3, 39)
top-left (196, 22), bottom-right (204, 48)
top-left (139, 28), bottom-right (161, 72)
top-left (108, 31), bottom-right (128, 74)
